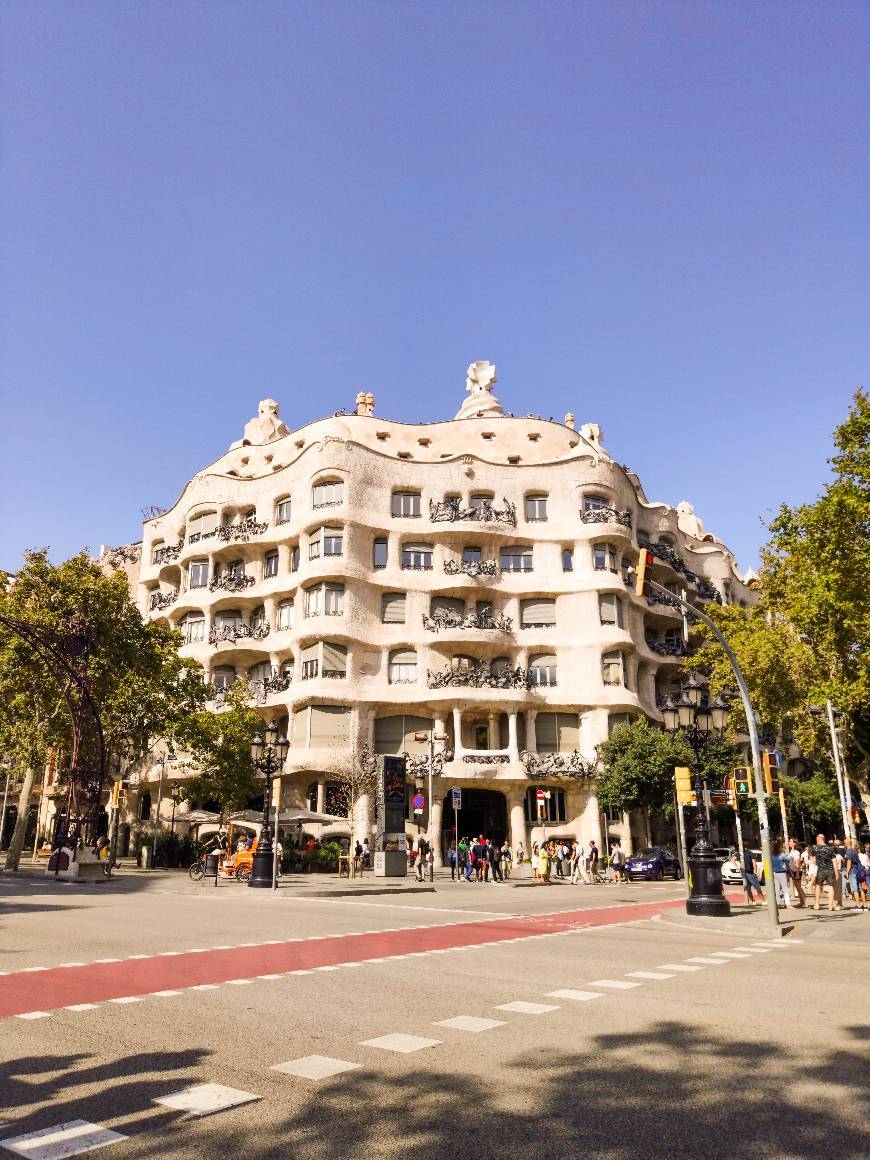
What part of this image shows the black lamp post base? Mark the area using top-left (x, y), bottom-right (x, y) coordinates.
top-left (685, 853), bottom-right (731, 917)
top-left (686, 895), bottom-right (731, 917)
top-left (248, 847), bottom-right (274, 888)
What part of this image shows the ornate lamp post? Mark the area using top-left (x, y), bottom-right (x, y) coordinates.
top-left (249, 721), bottom-right (289, 888)
top-left (663, 677), bottom-right (731, 917)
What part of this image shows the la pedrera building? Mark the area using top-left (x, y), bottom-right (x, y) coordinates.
top-left (106, 362), bottom-right (756, 862)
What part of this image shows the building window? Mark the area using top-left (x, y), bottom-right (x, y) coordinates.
top-left (608, 713), bottom-right (634, 734)
top-left (388, 649), bottom-right (417, 684)
top-left (599, 593), bottom-right (624, 628)
top-left (520, 598), bottom-right (556, 629)
top-left (373, 537), bottom-right (388, 569)
top-left (293, 704), bottom-right (351, 747)
top-left (391, 491), bottom-right (421, 518)
top-left (602, 651), bottom-right (625, 686)
top-left (562, 548), bottom-right (573, 572)
top-left (264, 550), bottom-right (279, 578)
top-left (248, 661), bottom-right (273, 684)
top-left (470, 492), bottom-right (493, 513)
top-left (322, 641), bottom-right (348, 678)
top-left (583, 494), bottom-right (608, 513)
top-left (305, 582), bottom-right (344, 616)
top-left (301, 643), bottom-right (319, 680)
top-left (188, 560), bottom-right (209, 589)
top-left (529, 653), bottom-right (557, 686)
top-left (226, 559), bottom-right (245, 579)
top-left (500, 545), bottom-right (533, 573)
top-left (535, 713), bottom-right (580, 753)
top-left (291, 545), bottom-right (300, 572)
top-left (251, 605), bottom-right (267, 632)
top-left (312, 479), bottom-right (344, 508)
top-left (463, 545), bottom-right (482, 564)
top-left (431, 595), bottom-right (465, 620)
top-left (309, 530), bottom-right (321, 560)
top-left (524, 787), bottom-right (566, 823)
top-left (381, 592), bottom-right (406, 624)
top-left (212, 666), bottom-right (236, 691)
top-left (402, 543), bottom-right (433, 570)
top-left (311, 526), bottom-right (343, 559)
top-left (524, 494), bottom-right (548, 522)
top-left (181, 613), bottom-right (205, 643)
top-left (139, 792), bottom-right (153, 822)
top-left (374, 713), bottom-right (433, 754)
top-left (593, 542), bottom-right (618, 572)
top-left (664, 626), bottom-right (683, 647)
top-left (276, 599), bottom-right (293, 630)
top-left (187, 511), bottom-right (218, 543)
top-left (275, 497), bottom-right (292, 524)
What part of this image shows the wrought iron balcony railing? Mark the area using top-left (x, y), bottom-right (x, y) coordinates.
top-left (645, 639), bottom-right (689, 657)
top-left (209, 516), bottom-right (269, 543)
top-left (580, 507), bottom-right (632, 529)
top-left (208, 573), bottom-right (256, 593)
top-left (250, 675), bottom-right (292, 703)
top-left (153, 540), bottom-right (183, 565)
top-left (149, 589), bottom-right (179, 611)
top-left (429, 497), bottom-right (517, 527)
top-left (520, 750), bottom-right (598, 779)
top-left (463, 754), bottom-right (511, 764)
top-left (443, 559), bottom-right (500, 578)
top-left (208, 622), bottom-right (271, 645)
top-left (427, 662), bottom-right (532, 690)
top-left (422, 610), bottom-right (513, 633)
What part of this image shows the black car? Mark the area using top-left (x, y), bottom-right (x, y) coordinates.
top-left (625, 846), bottom-right (682, 881)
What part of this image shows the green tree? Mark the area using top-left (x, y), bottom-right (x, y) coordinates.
top-left (776, 774), bottom-right (843, 839)
top-left (174, 681), bottom-right (264, 818)
top-left (596, 719), bottom-right (689, 844)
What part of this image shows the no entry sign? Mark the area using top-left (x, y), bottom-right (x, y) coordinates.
top-left (413, 792), bottom-right (425, 814)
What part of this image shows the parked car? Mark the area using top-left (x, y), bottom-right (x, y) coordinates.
top-left (720, 857), bottom-right (743, 885)
top-left (625, 846), bottom-right (682, 881)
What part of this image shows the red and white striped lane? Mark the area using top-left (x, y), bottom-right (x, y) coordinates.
top-left (0, 895), bottom-right (699, 1019)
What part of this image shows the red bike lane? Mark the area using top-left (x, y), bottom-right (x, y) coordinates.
top-left (0, 896), bottom-right (697, 1018)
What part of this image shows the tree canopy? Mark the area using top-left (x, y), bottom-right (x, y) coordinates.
top-left (174, 681), bottom-right (264, 817)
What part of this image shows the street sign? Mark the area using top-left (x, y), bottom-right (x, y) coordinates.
top-left (451, 787), bottom-right (461, 809)
top-left (413, 792), bottom-right (425, 815)
top-left (709, 792), bottom-right (730, 807)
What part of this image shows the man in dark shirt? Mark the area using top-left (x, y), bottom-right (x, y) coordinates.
top-left (842, 839), bottom-right (864, 910)
top-left (812, 834), bottom-right (839, 912)
top-left (471, 837), bottom-right (487, 883)
top-left (490, 840), bottom-right (502, 882)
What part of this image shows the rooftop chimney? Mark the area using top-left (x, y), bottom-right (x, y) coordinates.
top-left (355, 391), bottom-right (375, 416)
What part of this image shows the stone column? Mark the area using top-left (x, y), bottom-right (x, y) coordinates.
top-left (508, 792), bottom-right (527, 860)
top-left (316, 780), bottom-right (326, 814)
top-left (487, 712), bottom-right (498, 750)
top-left (354, 793), bottom-right (372, 845)
top-left (431, 794), bottom-right (444, 868)
top-left (525, 709), bottom-right (537, 753)
top-left (451, 706), bottom-right (463, 757)
top-left (507, 712), bottom-right (519, 758)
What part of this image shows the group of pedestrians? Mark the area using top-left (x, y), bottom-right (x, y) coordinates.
top-left (449, 836), bottom-right (513, 881)
top-left (531, 839), bottom-right (610, 885)
top-left (731, 834), bottom-right (868, 912)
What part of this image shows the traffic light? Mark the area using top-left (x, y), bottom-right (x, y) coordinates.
top-left (733, 767), bottom-right (754, 796)
top-left (635, 548), bottom-right (654, 597)
top-left (110, 780), bottom-right (121, 808)
top-left (674, 766), bottom-right (694, 805)
top-left (761, 751), bottom-right (780, 795)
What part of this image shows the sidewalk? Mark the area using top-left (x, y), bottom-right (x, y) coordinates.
top-left (657, 899), bottom-right (870, 945)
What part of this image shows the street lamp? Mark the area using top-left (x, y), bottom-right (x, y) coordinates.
top-left (169, 784), bottom-right (182, 852)
top-left (249, 721), bottom-right (289, 888)
top-left (663, 676), bottom-right (732, 917)
top-left (151, 751), bottom-right (175, 869)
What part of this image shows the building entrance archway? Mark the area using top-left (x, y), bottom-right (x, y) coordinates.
top-left (442, 788), bottom-right (507, 850)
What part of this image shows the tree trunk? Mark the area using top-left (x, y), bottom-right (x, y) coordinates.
top-left (644, 810), bottom-right (652, 848)
top-left (4, 767), bottom-right (36, 871)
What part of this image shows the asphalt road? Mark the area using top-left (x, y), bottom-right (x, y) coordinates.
top-left (1, 870), bottom-right (867, 1160)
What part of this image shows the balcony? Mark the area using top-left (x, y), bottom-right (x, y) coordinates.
top-left (443, 559), bottom-right (500, 578)
top-left (645, 638), bottom-right (689, 657)
top-left (645, 591), bottom-right (681, 610)
top-left (429, 497), bottom-right (517, 527)
top-left (520, 750), bottom-right (597, 778)
top-left (580, 507), bottom-right (632, 529)
top-left (206, 516), bottom-right (269, 544)
top-left (696, 578), bottom-right (722, 602)
top-left (153, 540), bottom-right (183, 565)
top-left (208, 622), bottom-right (271, 646)
top-left (427, 662), bottom-right (532, 690)
top-left (462, 753), bottom-right (510, 765)
top-left (422, 610), bottom-right (513, 633)
top-left (149, 589), bottom-right (178, 611)
top-left (250, 675), bottom-right (292, 702)
top-left (209, 573), bottom-right (256, 593)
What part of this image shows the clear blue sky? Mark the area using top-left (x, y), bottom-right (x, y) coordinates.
top-left (2, 1), bottom-right (867, 572)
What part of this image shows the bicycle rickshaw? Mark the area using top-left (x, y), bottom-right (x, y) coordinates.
top-left (189, 822), bottom-right (258, 882)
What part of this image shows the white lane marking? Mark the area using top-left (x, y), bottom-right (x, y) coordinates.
top-left (315, 966), bottom-right (341, 972)
top-left (547, 990), bottom-right (603, 1002)
top-left (289, 897), bottom-right (514, 918)
top-left (626, 971), bottom-right (675, 980)
top-left (59, 963), bottom-right (85, 968)
top-left (109, 996), bottom-right (144, 1004)
top-left (658, 963), bottom-right (703, 972)
top-left (752, 941), bottom-right (796, 948)
top-left (226, 979), bottom-right (254, 986)
top-left (361, 1033), bottom-right (442, 1053)
top-left (126, 955), bottom-right (149, 960)
top-left (732, 945), bottom-right (770, 953)
top-left (16, 1012), bottom-right (51, 1020)
top-left (19, 966), bottom-right (50, 973)
top-left (587, 979), bottom-right (641, 990)
top-left (0, 1118), bottom-right (128, 1158)
top-left (271, 1055), bottom-right (361, 1080)
top-left (708, 952), bottom-right (752, 959)
top-left (151, 990), bottom-right (183, 997)
top-left (93, 959), bottom-right (120, 964)
top-left (685, 957), bottom-right (728, 966)
top-left (434, 1016), bottom-right (506, 1032)
top-left (64, 1004), bottom-right (100, 1012)
top-left (256, 974), bottom-right (284, 981)
top-left (156, 951), bottom-right (182, 957)
top-left (495, 1001), bottom-right (560, 1015)
top-left (153, 1083), bottom-right (260, 1116)
top-left (189, 984), bottom-right (220, 991)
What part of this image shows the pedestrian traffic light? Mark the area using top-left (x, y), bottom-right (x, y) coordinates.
top-left (674, 766), bottom-right (694, 805)
top-left (635, 548), bottom-right (654, 597)
top-left (732, 767), bottom-right (753, 796)
top-left (761, 751), bottom-right (780, 795)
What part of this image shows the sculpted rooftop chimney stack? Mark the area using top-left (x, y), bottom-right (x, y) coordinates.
top-left (454, 360), bottom-right (504, 420)
top-left (355, 391), bottom-right (375, 416)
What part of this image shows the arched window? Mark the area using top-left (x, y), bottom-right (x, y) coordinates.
top-left (401, 543), bottom-right (433, 570)
top-left (248, 661), bottom-right (273, 684)
top-left (500, 545), bottom-right (533, 573)
top-left (275, 496), bottom-right (292, 524)
top-left (524, 493), bottom-right (548, 521)
top-left (529, 654), bottom-right (557, 686)
top-left (305, 582), bottom-right (344, 616)
top-left (602, 651), bottom-right (625, 686)
top-left (181, 612), bottom-right (205, 644)
top-left (251, 605), bottom-right (267, 632)
top-left (312, 479), bottom-right (344, 508)
top-left (139, 792), bottom-right (152, 822)
top-left (583, 494), bottom-right (608, 513)
top-left (599, 593), bottom-right (624, 628)
top-left (392, 491), bottom-right (421, 518)
top-left (276, 599), bottom-right (294, 630)
top-left (520, 598), bottom-right (556, 628)
top-left (212, 666), bottom-right (236, 691)
top-left (388, 649), bottom-right (417, 684)
top-left (322, 642), bottom-right (348, 678)
top-left (264, 550), bottom-right (279, 578)
top-left (187, 510), bottom-right (218, 543)
top-left (592, 542), bottom-right (618, 572)
top-left (188, 559), bottom-right (209, 589)
top-left (381, 593), bottom-right (406, 623)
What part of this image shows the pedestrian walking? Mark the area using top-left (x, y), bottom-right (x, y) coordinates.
top-left (531, 842), bottom-right (540, 881)
top-left (587, 840), bottom-right (601, 883)
top-left (787, 838), bottom-right (806, 907)
top-left (811, 834), bottom-right (839, 912)
top-left (516, 841), bottom-right (525, 867)
top-left (743, 846), bottom-right (766, 905)
top-left (570, 843), bottom-right (589, 885)
top-left (538, 841), bottom-right (551, 884)
top-left (490, 840), bottom-right (503, 882)
top-left (842, 839), bottom-right (864, 910)
top-left (448, 842), bottom-right (457, 881)
top-left (771, 838), bottom-right (792, 909)
top-left (610, 841), bottom-right (625, 885)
